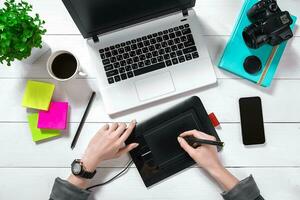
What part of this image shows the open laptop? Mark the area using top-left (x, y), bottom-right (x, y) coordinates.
top-left (62, 0), bottom-right (217, 115)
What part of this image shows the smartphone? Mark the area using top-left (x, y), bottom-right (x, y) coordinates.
top-left (239, 97), bottom-right (265, 145)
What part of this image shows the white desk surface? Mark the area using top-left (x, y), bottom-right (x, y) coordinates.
top-left (0, 0), bottom-right (299, 199)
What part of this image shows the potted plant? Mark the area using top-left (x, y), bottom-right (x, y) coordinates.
top-left (0, 0), bottom-right (48, 66)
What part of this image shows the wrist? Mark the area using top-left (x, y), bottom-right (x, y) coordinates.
top-left (68, 174), bottom-right (90, 189)
top-left (206, 166), bottom-right (239, 191)
top-left (206, 164), bottom-right (226, 178)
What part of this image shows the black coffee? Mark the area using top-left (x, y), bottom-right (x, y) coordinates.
top-left (52, 53), bottom-right (77, 79)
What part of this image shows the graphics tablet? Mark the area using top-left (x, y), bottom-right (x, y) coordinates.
top-left (125, 96), bottom-right (222, 187)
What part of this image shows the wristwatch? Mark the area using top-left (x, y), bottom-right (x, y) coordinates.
top-left (71, 159), bottom-right (97, 179)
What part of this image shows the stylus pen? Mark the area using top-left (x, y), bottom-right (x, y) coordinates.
top-left (71, 91), bottom-right (96, 149)
top-left (184, 137), bottom-right (224, 148)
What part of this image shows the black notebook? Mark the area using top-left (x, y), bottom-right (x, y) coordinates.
top-left (125, 96), bottom-right (222, 187)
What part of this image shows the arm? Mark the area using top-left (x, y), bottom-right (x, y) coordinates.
top-left (178, 130), bottom-right (264, 200)
top-left (49, 121), bottom-right (139, 200)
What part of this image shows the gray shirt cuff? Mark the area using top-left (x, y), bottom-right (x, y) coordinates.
top-left (221, 175), bottom-right (261, 200)
top-left (50, 177), bottom-right (91, 200)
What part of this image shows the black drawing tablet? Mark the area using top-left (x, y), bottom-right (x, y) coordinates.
top-left (125, 96), bottom-right (222, 187)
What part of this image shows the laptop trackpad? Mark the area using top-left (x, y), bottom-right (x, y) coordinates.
top-left (135, 72), bottom-right (175, 101)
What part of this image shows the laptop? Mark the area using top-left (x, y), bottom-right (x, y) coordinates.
top-left (62, 0), bottom-right (217, 115)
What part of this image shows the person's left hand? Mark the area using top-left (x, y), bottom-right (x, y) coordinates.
top-left (68, 121), bottom-right (138, 188)
top-left (81, 120), bottom-right (139, 172)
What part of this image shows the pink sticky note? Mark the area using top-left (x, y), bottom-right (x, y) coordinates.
top-left (38, 102), bottom-right (69, 130)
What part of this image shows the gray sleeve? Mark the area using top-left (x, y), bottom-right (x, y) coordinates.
top-left (49, 178), bottom-right (91, 200)
top-left (221, 175), bottom-right (264, 200)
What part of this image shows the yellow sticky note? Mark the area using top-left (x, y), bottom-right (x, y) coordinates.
top-left (27, 113), bottom-right (60, 142)
top-left (22, 80), bottom-right (55, 110)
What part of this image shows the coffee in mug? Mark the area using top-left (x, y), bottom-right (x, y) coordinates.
top-left (47, 51), bottom-right (86, 81)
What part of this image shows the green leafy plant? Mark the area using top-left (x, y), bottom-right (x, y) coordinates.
top-left (0, 0), bottom-right (46, 66)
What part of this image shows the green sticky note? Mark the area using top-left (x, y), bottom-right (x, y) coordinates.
top-left (22, 80), bottom-right (55, 111)
top-left (27, 113), bottom-right (60, 142)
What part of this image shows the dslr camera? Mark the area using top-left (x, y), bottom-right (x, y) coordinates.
top-left (243, 0), bottom-right (293, 49)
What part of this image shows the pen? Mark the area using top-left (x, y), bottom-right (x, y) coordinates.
top-left (71, 91), bottom-right (96, 149)
top-left (184, 136), bottom-right (224, 148)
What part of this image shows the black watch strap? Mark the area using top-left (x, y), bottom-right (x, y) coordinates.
top-left (80, 168), bottom-right (97, 179)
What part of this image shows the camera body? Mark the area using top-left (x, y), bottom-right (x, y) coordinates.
top-left (243, 0), bottom-right (293, 49)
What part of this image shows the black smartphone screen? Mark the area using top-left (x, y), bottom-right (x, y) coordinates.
top-left (239, 97), bottom-right (265, 145)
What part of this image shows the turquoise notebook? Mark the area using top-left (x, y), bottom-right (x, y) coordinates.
top-left (218, 0), bottom-right (297, 87)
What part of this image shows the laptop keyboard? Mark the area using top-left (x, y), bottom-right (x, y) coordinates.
top-left (99, 24), bottom-right (200, 84)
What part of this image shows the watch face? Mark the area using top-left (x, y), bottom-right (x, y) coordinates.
top-left (72, 163), bottom-right (82, 175)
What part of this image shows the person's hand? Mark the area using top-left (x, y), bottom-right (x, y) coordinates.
top-left (177, 130), bottom-right (222, 173)
top-left (177, 130), bottom-right (239, 191)
top-left (81, 120), bottom-right (139, 172)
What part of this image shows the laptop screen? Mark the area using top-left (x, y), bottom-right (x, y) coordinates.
top-left (62, 0), bottom-right (195, 38)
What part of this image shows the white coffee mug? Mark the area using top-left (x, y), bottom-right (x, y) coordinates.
top-left (47, 50), bottom-right (86, 81)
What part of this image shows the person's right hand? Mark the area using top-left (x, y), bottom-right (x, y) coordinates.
top-left (178, 130), bottom-right (240, 191)
top-left (177, 130), bottom-right (223, 173)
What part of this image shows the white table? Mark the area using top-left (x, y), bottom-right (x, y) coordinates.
top-left (0, 0), bottom-right (299, 199)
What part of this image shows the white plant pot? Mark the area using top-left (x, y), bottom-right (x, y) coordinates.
top-left (22, 41), bottom-right (50, 64)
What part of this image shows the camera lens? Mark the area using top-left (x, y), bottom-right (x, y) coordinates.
top-left (243, 24), bottom-right (269, 49)
top-left (242, 27), bottom-right (257, 49)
